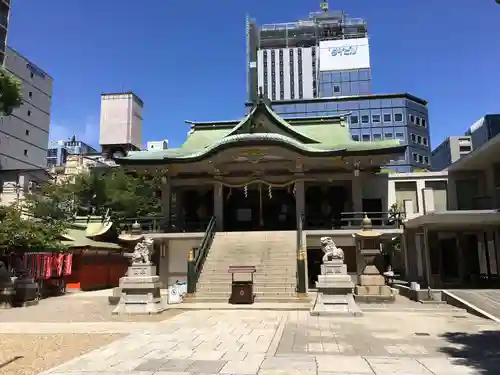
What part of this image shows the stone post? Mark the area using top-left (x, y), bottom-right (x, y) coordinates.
top-left (214, 183), bottom-right (224, 231)
top-left (161, 177), bottom-right (171, 226)
top-left (295, 180), bottom-right (305, 224)
top-left (187, 248), bottom-right (196, 294)
top-left (351, 175), bottom-right (363, 214)
top-left (296, 249), bottom-right (307, 294)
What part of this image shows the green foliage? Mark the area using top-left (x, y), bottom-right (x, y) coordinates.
top-left (0, 204), bottom-right (67, 254)
top-left (0, 68), bottom-right (23, 116)
top-left (72, 169), bottom-right (161, 220)
top-left (23, 182), bottom-right (76, 224)
top-left (0, 168), bottom-right (161, 253)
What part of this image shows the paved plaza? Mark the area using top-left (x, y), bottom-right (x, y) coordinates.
top-left (31, 307), bottom-right (500, 375)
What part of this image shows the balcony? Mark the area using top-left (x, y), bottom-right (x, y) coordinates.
top-left (118, 211), bottom-right (404, 235)
top-left (304, 211), bottom-right (403, 230)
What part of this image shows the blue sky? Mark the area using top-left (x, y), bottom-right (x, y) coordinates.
top-left (8, 0), bottom-right (500, 149)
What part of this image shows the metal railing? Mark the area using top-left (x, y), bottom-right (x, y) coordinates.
top-left (118, 216), bottom-right (212, 234)
top-left (304, 211), bottom-right (404, 230)
top-left (296, 213), bottom-right (306, 293)
top-left (187, 216), bottom-right (217, 294)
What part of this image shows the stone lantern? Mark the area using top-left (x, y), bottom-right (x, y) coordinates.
top-left (353, 215), bottom-right (395, 303)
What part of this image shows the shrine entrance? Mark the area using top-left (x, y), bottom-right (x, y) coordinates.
top-left (222, 184), bottom-right (297, 232)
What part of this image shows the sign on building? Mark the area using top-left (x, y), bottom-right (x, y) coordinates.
top-left (319, 37), bottom-right (370, 71)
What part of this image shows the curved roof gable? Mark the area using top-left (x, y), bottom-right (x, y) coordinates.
top-left (226, 102), bottom-right (321, 144)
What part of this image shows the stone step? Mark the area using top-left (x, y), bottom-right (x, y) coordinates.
top-left (197, 286), bottom-right (296, 294)
top-left (197, 281), bottom-right (297, 288)
top-left (207, 260), bottom-right (296, 264)
top-left (207, 256), bottom-right (296, 261)
top-left (202, 264), bottom-right (297, 273)
top-left (199, 273), bottom-right (297, 280)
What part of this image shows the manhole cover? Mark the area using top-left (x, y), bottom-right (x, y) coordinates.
top-left (414, 332), bottom-right (430, 336)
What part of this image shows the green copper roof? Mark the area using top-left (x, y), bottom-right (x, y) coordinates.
top-left (116, 100), bottom-right (405, 164)
top-left (62, 228), bottom-right (121, 249)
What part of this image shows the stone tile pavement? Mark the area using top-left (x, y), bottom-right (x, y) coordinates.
top-left (38, 309), bottom-right (500, 375)
top-left (448, 289), bottom-right (500, 320)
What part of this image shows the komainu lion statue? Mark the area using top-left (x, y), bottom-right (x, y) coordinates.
top-left (320, 236), bottom-right (344, 263)
top-left (131, 237), bottom-right (154, 264)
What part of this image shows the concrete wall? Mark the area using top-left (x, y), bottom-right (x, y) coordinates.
top-left (1, 47), bottom-right (52, 171)
top-left (387, 171), bottom-right (448, 216)
top-left (157, 237), bottom-right (202, 288)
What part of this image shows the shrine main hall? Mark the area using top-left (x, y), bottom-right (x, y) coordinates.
top-left (115, 96), bottom-right (406, 234)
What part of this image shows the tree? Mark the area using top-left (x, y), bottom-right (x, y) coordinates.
top-left (0, 68), bottom-right (23, 116)
top-left (0, 204), bottom-right (67, 254)
top-left (23, 181), bottom-right (76, 224)
top-left (71, 169), bottom-right (161, 220)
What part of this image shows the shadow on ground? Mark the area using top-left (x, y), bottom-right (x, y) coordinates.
top-left (439, 330), bottom-right (500, 374)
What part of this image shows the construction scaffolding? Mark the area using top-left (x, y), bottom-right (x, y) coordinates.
top-left (258, 7), bottom-right (367, 49)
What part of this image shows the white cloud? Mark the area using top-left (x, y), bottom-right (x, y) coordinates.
top-left (49, 118), bottom-right (100, 148)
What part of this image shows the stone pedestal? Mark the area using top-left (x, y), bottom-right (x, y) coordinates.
top-left (12, 277), bottom-right (39, 307)
top-left (310, 260), bottom-right (362, 316)
top-left (355, 249), bottom-right (395, 303)
top-left (0, 285), bottom-right (14, 309)
top-left (112, 265), bottom-right (166, 315)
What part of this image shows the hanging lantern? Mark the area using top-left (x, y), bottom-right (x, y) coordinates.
top-left (268, 185), bottom-right (272, 199)
top-left (244, 185), bottom-right (248, 198)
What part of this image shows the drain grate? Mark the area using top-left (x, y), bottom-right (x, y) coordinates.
top-left (414, 332), bottom-right (430, 336)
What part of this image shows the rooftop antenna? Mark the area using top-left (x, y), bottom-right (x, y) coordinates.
top-left (320, 0), bottom-right (329, 12)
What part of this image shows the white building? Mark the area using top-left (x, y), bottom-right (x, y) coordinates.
top-left (99, 92), bottom-right (143, 157)
top-left (0, 46), bottom-right (53, 173)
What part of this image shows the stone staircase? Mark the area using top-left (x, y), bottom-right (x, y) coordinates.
top-left (186, 231), bottom-right (300, 303)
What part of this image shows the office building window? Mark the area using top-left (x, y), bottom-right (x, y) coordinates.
top-left (416, 117), bottom-right (421, 126)
top-left (412, 153), bottom-right (418, 162)
top-left (373, 133), bottom-right (382, 141)
top-left (423, 137), bottom-right (428, 146)
top-left (352, 134), bottom-right (360, 141)
top-left (383, 114), bottom-right (391, 122)
top-left (459, 145), bottom-right (471, 152)
top-left (25, 129), bottom-right (29, 136)
top-left (384, 132), bottom-right (393, 139)
top-left (372, 114), bottom-right (381, 123)
top-left (297, 48), bottom-right (303, 99)
top-left (29, 92), bottom-right (32, 99)
top-left (417, 135), bottom-right (422, 144)
top-left (24, 149), bottom-right (28, 156)
top-left (411, 134), bottom-right (416, 143)
top-left (362, 134), bottom-right (370, 141)
top-left (350, 115), bottom-right (359, 124)
top-left (279, 49), bottom-right (284, 100)
top-left (394, 113), bottom-right (403, 122)
top-left (333, 85), bottom-right (340, 93)
top-left (418, 155), bottom-right (423, 163)
top-left (271, 50), bottom-right (276, 100)
top-left (409, 114), bottom-right (415, 123)
top-left (424, 156), bottom-right (429, 164)
top-left (395, 132), bottom-right (405, 140)
top-left (263, 51), bottom-right (268, 97)
top-left (361, 115), bottom-right (369, 123)
top-left (422, 119), bottom-right (427, 128)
